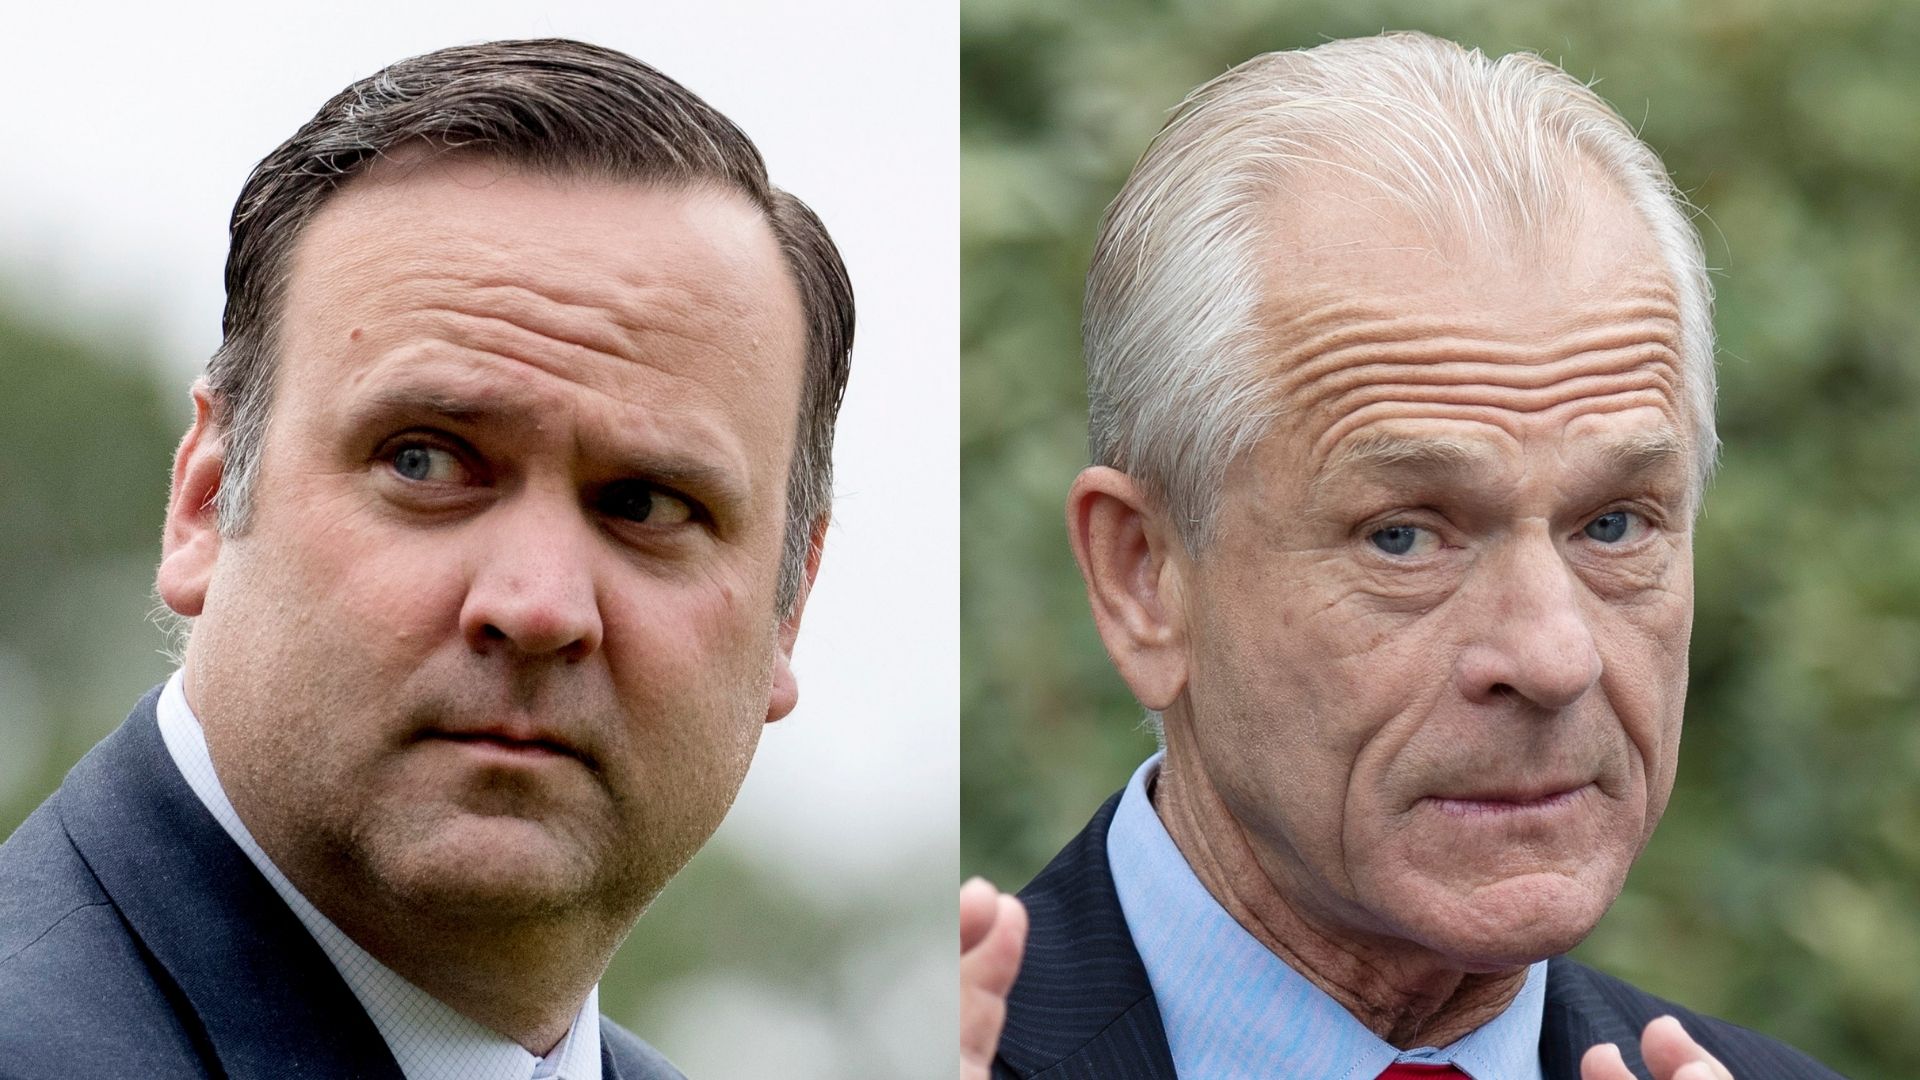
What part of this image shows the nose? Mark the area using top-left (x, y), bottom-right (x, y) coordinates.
top-left (1454, 529), bottom-right (1603, 711)
top-left (458, 498), bottom-right (603, 663)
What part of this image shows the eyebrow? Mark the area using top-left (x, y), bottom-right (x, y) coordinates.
top-left (1307, 432), bottom-right (1496, 508)
top-left (362, 386), bottom-right (500, 424)
top-left (355, 385), bottom-right (750, 506)
top-left (1593, 427), bottom-right (1690, 478)
top-left (1307, 427), bottom-right (1691, 509)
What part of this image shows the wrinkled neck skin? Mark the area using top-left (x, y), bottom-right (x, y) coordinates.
top-left (1153, 736), bottom-right (1529, 1050)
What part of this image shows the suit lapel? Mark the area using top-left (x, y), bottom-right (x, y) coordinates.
top-left (1540, 956), bottom-right (1651, 1080)
top-left (600, 1016), bottom-right (692, 1080)
top-left (55, 689), bottom-right (404, 1080)
top-left (997, 794), bottom-right (1178, 1080)
top-left (1004, 797), bottom-right (1649, 1080)
top-left (601, 1030), bottom-right (622, 1080)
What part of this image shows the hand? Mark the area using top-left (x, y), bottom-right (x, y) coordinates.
top-left (1582, 1015), bottom-right (1734, 1080)
top-left (960, 877), bottom-right (1028, 1080)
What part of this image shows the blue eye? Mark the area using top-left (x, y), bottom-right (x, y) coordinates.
top-left (1369, 525), bottom-right (1422, 556)
top-left (1584, 511), bottom-right (1631, 543)
top-left (393, 447), bottom-right (433, 481)
top-left (390, 445), bottom-right (465, 483)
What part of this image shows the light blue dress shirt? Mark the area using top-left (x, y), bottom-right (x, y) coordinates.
top-left (1107, 753), bottom-right (1548, 1080)
top-left (155, 670), bottom-right (603, 1080)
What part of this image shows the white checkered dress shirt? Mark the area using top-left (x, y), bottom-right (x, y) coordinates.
top-left (155, 670), bottom-right (603, 1080)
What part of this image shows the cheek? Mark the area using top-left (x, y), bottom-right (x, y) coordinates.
top-left (599, 570), bottom-right (780, 741)
top-left (287, 523), bottom-right (468, 661)
top-left (1200, 552), bottom-right (1449, 743)
top-left (591, 579), bottom-right (778, 842)
top-left (1187, 555), bottom-right (1437, 865)
top-left (604, 560), bottom-right (772, 670)
top-left (1599, 580), bottom-right (1693, 821)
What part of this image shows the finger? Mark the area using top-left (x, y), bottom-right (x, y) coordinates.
top-left (960, 894), bottom-right (1029, 1069)
top-left (960, 877), bottom-right (1002, 953)
top-left (961, 972), bottom-right (1007, 1076)
top-left (1580, 1040), bottom-right (1637, 1080)
top-left (962, 894), bottom-right (1028, 997)
top-left (1641, 1015), bottom-right (1734, 1080)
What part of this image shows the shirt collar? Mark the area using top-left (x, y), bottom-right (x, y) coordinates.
top-left (1107, 753), bottom-right (1546, 1080)
top-left (155, 670), bottom-right (604, 1080)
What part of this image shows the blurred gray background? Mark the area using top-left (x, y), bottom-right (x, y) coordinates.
top-left (0, 2), bottom-right (956, 1076)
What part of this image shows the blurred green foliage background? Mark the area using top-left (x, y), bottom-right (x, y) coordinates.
top-left (961, 1), bottom-right (1920, 1076)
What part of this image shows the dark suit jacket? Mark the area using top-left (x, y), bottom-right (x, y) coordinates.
top-left (0, 687), bottom-right (684, 1079)
top-left (995, 794), bottom-right (1843, 1080)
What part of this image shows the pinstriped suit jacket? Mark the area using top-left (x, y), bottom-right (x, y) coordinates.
top-left (994, 794), bottom-right (1842, 1080)
top-left (0, 688), bottom-right (684, 1079)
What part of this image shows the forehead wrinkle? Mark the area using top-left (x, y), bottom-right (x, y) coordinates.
top-left (436, 274), bottom-right (743, 358)
top-left (405, 250), bottom-right (765, 357)
top-left (1271, 296), bottom-right (1679, 373)
top-left (1283, 339), bottom-right (1682, 465)
top-left (1260, 287), bottom-right (1681, 414)
top-left (1278, 325), bottom-right (1681, 404)
top-left (1256, 281), bottom-right (1683, 472)
top-left (1311, 392), bottom-right (1679, 472)
top-left (1300, 346), bottom-right (1682, 424)
top-left (393, 299), bottom-right (744, 421)
top-left (303, 190), bottom-right (794, 396)
top-left (348, 343), bottom-right (754, 493)
top-left (1259, 263), bottom-right (1680, 348)
top-left (412, 300), bottom-right (722, 395)
top-left (1264, 284), bottom-right (1678, 373)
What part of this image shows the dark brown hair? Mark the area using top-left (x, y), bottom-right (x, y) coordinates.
top-left (208, 38), bottom-right (854, 611)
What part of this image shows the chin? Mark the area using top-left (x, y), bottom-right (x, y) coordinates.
top-left (362, 811), bottom-right (614, 919)
top-left (1388, 868), bottom-right (1621, 971)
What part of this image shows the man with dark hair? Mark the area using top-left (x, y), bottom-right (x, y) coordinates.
top-left (0, 38), bottom-right (852, 1078)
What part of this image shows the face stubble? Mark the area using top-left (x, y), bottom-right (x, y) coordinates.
top-left (179, 167), bottom-right (805, 953)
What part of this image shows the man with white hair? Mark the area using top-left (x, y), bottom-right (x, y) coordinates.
top-left (961, 31), bottom-right (1841, 1080)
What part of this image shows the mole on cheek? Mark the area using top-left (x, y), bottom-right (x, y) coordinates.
top-left (350, 327), bottom-right (363, 342)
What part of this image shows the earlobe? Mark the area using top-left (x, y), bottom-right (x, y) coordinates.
top-left (155, 383), bottom-right (228, 619)
top-left (765, 513), bottom-right (830, 724)
top-left (1065, 467), bottom-right (1189, 711)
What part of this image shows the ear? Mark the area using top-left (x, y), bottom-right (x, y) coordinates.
top-left (765, 513), bottom-right (830, 724)
top-left (155, 382), bottom-right (227, 618)
top-left (1065, 466), bottom-right (1189, 711)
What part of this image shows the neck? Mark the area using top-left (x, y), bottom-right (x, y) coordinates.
top-left (1152, 745), bottom-right (1528, 1049)
top-left (295, 865), bottom-right (619, 1054)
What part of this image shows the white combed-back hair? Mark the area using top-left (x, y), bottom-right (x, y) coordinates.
top-left (1083, 31), bottom-right (1718, 552)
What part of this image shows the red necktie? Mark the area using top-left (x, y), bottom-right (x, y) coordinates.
top-left (1376, 1065), bottom-right (1469, 1079)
